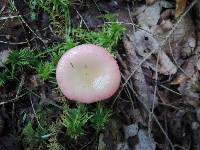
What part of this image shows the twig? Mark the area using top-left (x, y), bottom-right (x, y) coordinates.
top-left (168, 40), bottom-right (191, 78)
top-left (159, 84), bottom-right (182, 96)
top-left (112, 1), bottom-right (197, 149)
top-left (74, 8), bottom-right (90, 31)
top-left (0, 15), bottom-right (19, 21)
top-left (80, 137), bottom-right (96, 150)
top-left (158, 103), bottom-right (182, 110)
top-left (127, 4), bottom-right (135, 32)
top-left (0, 0), bottom-right (7, 15)
top-left (0, 93), bottom-right (27, 105)
top-left (106, 21), bottom-right (165, 39)
top-left (0, 40), bottom-right (28, 45)
top-left (112, 49), bottom-right (155, 107)
top-left (112, 0), bottom-right (197, 108)
top-left (12, 75), bottom-right (25, 120)
top-left (148, 50), bottom-right (159, 134)
top-left (29, 94), bottom-right (44, 129)
top-left (9, 0), bottom-right (47, 45)
top-left (15, 75), bottom-right (25, 97)
top-left (123, 79), bottom-right (175, 149)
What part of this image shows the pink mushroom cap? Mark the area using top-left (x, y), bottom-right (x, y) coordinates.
top-left (56, 44), bottom-right (121, 103)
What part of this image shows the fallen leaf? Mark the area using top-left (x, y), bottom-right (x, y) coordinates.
top-left (175, 0), bottom-right (187, 18)
top-left (123, 34), bottom-right (158, 110)
top-left (159, 9), bottom-right (175, 22)
top-left (123, 124), bottom-right (138, 139)
top-left (100, 119), bottom-right (124, 150)
top-left (170, 57), bottom-right (197, 85)
top-left (158, 51), bottom-right (177, 75)
top-left (129, 29), bottom-right (177, 76)
top-left (161, 19), bottom-right (173, 32)
top-left (168, 110), bottom-right (192, 147)
top-left (122, 124), bottom-right (155, 150)
top-left (117, 142), bottom-right (129, 150)
top-left (132, 30), bottom-right (159, 57)
top-left (177, 57), bottom-right (200, 107)
top-left (135, 129), bottom-right (156, 150)
top-left (136, 0), bottom-right (172, 30)
top-left (146, 0), bottom-right (156, 5)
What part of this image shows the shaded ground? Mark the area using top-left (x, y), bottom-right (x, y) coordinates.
top-left (1, 0), bottom-right (200, 150)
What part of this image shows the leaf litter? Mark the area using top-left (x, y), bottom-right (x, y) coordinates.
top-left (116, 0), bottom-right (200, 149)
top-left (1, 0), bottom-right (200, 149)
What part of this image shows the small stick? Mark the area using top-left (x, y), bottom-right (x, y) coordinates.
top-left (29, 94), bottom-right (44, 129)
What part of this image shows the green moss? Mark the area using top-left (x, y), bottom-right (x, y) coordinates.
top-left (0, 69), bottom-right (10, 87)
top-left (61, 104), bottom-right (92, 139)
top-left (7, 49), bottom-right (38, 77)
top-left (36, 62), bottom-right (55, 81)
top-left (90, 103), bottom-right (112, 132)
top-left (72, 15), bottom-right (125, 54)
top-left (1, 5), bottom-right (122, 148)
top-left (51, 39), bottom-right (75, 65)
top-left (22, 121), bottom-right (47, 147)
top-left (47, 137), bottom-right (64, 150)
top-left (26, 0), bottom-right (70, 36)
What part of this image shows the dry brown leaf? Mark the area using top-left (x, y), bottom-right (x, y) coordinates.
top-left (123, 34), bottom-right (158, 110)
top-left (176, 57), bottom-right (200, 107)
top-left (136, 1), bottom-right (172, 31)
top-left (132, 30), bottom-right (159, 57)
top-left (170, 57), bottom-right (197, 85)
top-left (146, 0), bottom-right (156, 5)
top-left (160, 19), bottom-right (173, 32)
top-left (151, 19), bottom-right (173, 34)
top-left (123, 124), bottom-right (156, 150)
top-left (131, 30), bottom-right (177, 76)
top-left (175, 0), bottom-right (187, 18)
top-left (158, 51), bottom-right (177, 75)
top-left (170, 74), bottom-right (186, 85)
top-left (160, 9), bottom-right (175, 21)
top-left (135, 129), bottom-right (156, 150)
top-left (98, 119), bottom-right (123, 150)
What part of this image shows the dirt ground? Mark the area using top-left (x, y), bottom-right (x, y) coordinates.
top-left (1, 0), bottom-right (200, 150)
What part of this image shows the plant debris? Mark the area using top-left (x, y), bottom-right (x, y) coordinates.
top-left (1, 0), bottom-right (200, 149)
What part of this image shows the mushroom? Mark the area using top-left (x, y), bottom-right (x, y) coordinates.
top-left (56, 44), bottom-right (121, 103)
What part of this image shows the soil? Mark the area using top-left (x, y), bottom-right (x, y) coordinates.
top-left (1, 0), bottom-right (200, 150)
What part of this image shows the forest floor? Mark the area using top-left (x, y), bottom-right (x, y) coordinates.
top-left (0, 0), bottom-right (200, 150)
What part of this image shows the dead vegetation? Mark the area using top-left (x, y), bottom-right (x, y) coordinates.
top-left (1, 0), bottom-right (200, 150)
